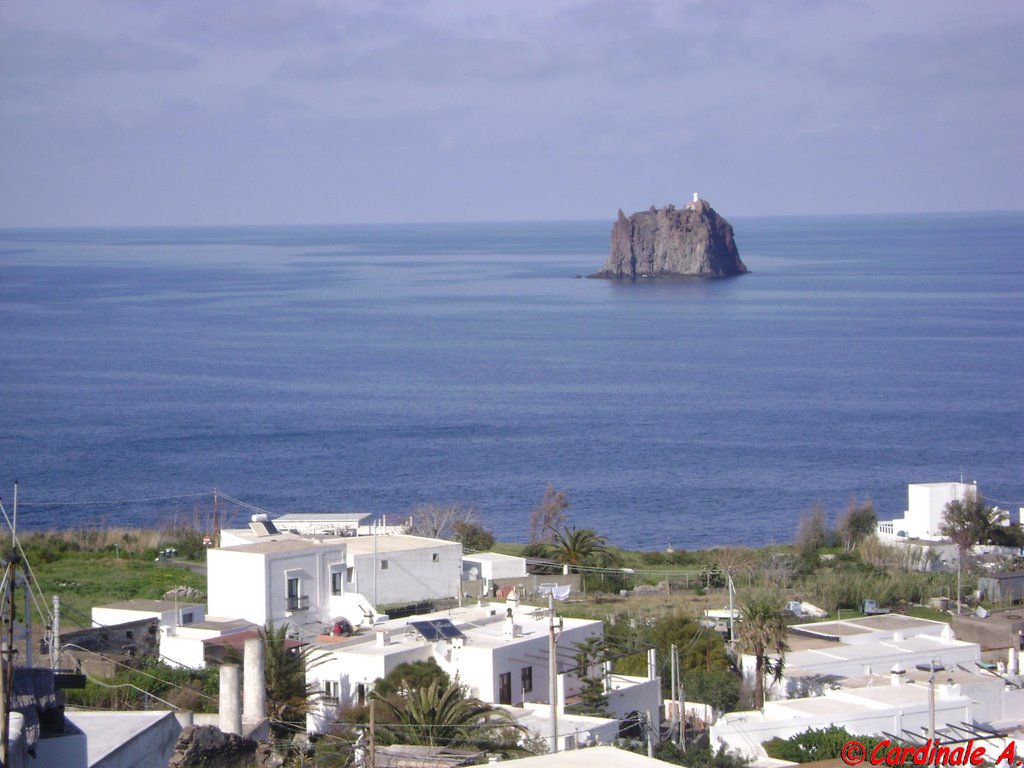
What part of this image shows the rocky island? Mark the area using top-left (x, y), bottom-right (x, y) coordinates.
top-left (590, 194), bottom-right (747, 279)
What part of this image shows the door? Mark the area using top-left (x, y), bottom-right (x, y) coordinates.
top-left (498, 672), bottom-right (512, 705)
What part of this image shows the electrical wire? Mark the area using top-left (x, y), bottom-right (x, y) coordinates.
top-left (14, 492), bottom-right (210, 508)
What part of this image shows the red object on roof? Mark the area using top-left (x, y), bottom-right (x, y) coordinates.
top-left (203, 629), bottom-right (305, 651)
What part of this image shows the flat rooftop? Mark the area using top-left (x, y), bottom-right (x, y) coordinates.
top-left (462, 552), bottom-right (525, 563)
top-left (791, 613), bottom-right (946, 640)
top-left (186, 617), bottom-right (253, 632)
top-left (344, 534), bottom-right (459, 555)
top-left (490, 744), bottom-right (670, 768)
top-left (94, 599), bottom-right (202, 613)
top-left (314, 601), bottom-right (598, 655)
top-left (214, 532), bottom-right (347, 555)
top-left (275, 512), bottom-right (372, 522)
top-left (67, 710), bottom-right (179, 766)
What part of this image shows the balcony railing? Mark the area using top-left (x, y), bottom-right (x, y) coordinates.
top-left (286, 595), bottom-right (309, 612)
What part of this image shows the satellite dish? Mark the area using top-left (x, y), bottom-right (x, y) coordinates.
top-left (553, 584), bottom-right (571, 601)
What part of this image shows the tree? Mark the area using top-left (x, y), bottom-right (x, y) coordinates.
top-left (570, 635), bottom-right (615, 716)
top-left (260, 621), bottom-right (326, 735)
top-left (764, 726), bottom-right (886, 763)
top-left (794, 503), bottom-right (827, 560)
top-left (612, 614), bottom-right (739, 713)
top-left (372, 678), bottom-right (522, 749)
top-left (408, 503), bottom-right (481, 541)
top-left (687, 668), bottom-right (741, 715)
top-left (548, 525), bottom-right (610, 568)
top-left (939, 489), bottom-right (1003, 613)
top-left (528, 484), bottom-right (569, 544)
top-left (736, 592), bottom-right (789, 709)
top-left (373, 658), bottom-right (451, 699)
top-left (836, 498), bottom-right (877, 550)
top-left (452, 520), bottom-right (495, 552)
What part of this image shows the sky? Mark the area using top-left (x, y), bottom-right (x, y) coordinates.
top-left (1, 0), bottom-right (1022, 226)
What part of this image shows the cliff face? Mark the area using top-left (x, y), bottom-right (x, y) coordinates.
top-left (591, 199), bottom-right (747, 279)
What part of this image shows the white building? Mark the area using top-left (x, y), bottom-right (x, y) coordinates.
top-left (877, 482), bottom-right (978, 541)
top-left (740, 614), bottom-right (980, 701)
top-left (340, 533), bottom-right (462, 608)
top-left (159, 617), bottom-right (254, 669)
top-left (209, 529), bottom-right (462, 637)
top-left (712, 669), bottom-right (1024, 761)
top-left (306, 600), bottom-right (661, 744)
top-left (272, 512), bottom-right (372, 537)
top-left (91, 599), bottom-right (205, 630)
top-left (461, 552), bottom-right (528, 596)
top-left (207, 534), bottom-right (350, 636)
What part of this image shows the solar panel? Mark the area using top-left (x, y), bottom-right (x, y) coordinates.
top-left (249, 520), bottom-right (279, 537)
top-left (410, 619), bottom-right (464, 642)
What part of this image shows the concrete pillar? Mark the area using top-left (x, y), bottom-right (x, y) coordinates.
top-left (244, 637), bottom-right (266, 724)
top-left (174, 710), bottom-right (194, 728)
top-left (1009, 647), bottom-right (1019, 676)
top-left (219, 664), bottom-right (242, 736)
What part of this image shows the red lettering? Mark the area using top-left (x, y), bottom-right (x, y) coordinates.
top-left (970, 746), bottom-right (986, 765)
top-left (871, 741), bottom-right (891, 765)
top-left (995, 743), bottom-right (1016, 766)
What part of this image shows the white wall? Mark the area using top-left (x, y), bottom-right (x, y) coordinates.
top-left (207, 550), bottom-right (268, 625)
top-left (711, 686), bottom-right (972, 758)
top-left (264, 546), bottom-right (347, 625)
top-left (907, 483), bottom-right (973, 540)
top-left (207, 543), bottom-right (348, 627)
top-left (307, 642), bottom-right (431, 732)
top-left (159, 633), bottom-right (207, 669)
top-left (462, 554), bottom-right (528, 582)
top-left (349, 543), bottom-right (461, 607)
top-left (91, 605), bottom-right (204, 630)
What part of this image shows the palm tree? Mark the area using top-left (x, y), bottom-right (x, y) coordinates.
top-left (260, 621), bottom-right (326, 734)
top-left (736, 592), bottom-right (789, 709)
top-left (373, 678), bottom-right (523, 748)
top-left (548, 525), bottom-right (610, 567)
top-left (939, 490), bottom-right (1004, 614)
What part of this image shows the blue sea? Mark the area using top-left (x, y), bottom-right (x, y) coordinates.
top-left (0, 213), bottom-right (1022, 550)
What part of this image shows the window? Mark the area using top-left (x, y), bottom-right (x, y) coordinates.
top-left (181, 612), bottom-right (194, 624)
top-left (356, 683), bottom-right (366, 705)
top-left (498, 672), bottom-right (512, 705)
top-left (432, 553), bottom-right (440, 563)
top-left (286, 576), bottom-right (308, 611)
top-left (521, 666), bottom-right (533, 694)
top-left (346, 566), bottom-right (354, 583)
top-left (331, 571), bottom-right (343, 596)
top-left (380, 559), bottom-right (389, 570)
top-left (323, 680), bottom-right (340, 702)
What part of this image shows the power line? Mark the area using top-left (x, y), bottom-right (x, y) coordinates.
top-left (14, 492), bottom-right (209, 508)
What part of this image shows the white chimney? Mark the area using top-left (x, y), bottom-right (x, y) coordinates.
top-left (890, 663), bottom-right (906, 686)
top-left (376, 629), bottom-right (391, 647)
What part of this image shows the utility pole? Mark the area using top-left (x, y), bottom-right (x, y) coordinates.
top-left (548, 591), bottom-right (561, 754)
top-left (728, 572), bottom-right (736, 644)
top-left (212, 488), bottom-right (219, 547)
top-left (670, 644), bottom-right (678, 742)
top-left (50, 595), bottom-right (61, 669)
top-left (678, 649), bottom-right (686, 750)
top-left (368, 699), bottom-right (376, 768)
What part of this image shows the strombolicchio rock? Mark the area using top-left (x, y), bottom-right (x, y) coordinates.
top-left (591, 194), bottom-right (747, 279)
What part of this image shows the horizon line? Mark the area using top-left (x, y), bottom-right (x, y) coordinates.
top-left (1, 207), bottom-right (1021, 231)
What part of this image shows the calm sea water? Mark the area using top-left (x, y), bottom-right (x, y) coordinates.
top-left (0, 213), bottom-right (1022, 549)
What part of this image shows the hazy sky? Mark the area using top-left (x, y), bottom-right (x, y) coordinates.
top-left (2, 0), bottom-right (1021, 226)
